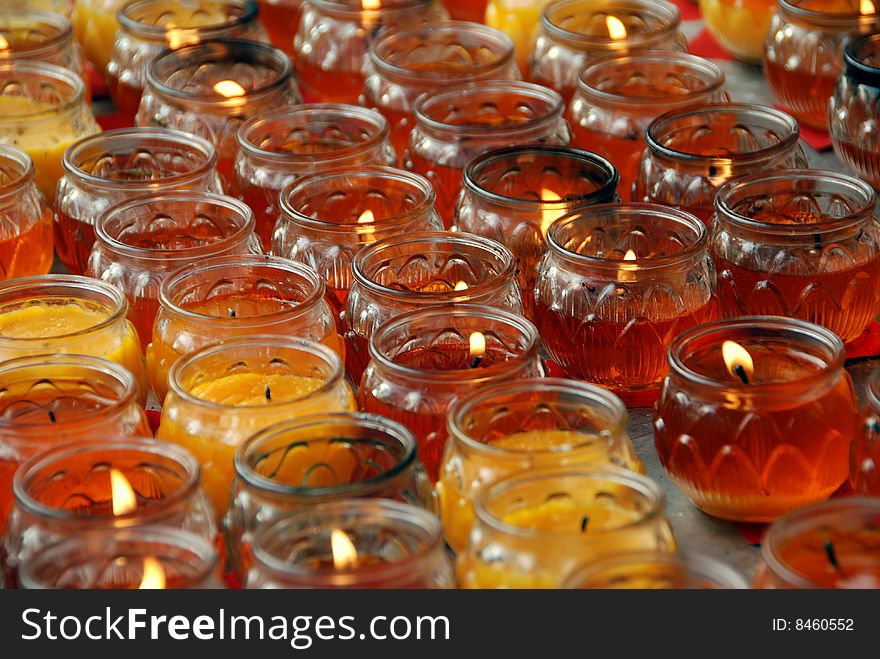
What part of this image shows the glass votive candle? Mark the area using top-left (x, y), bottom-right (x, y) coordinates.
top-left (271, 166), bottom-right (442, 316)
top-left (0, 275), bottom-right (146, 399)
top-left (345, 231), bottom-right (523, 384)
top-left (72, 0), bottom-right (126, 75)
top-left (753, 498), bottom-right (880, 588)
top-left (0, 354), bottom-right (149, 537)
top-left (535, 203), bottom-right (716, 397)
top-left (439, 378), bottom-right (643, 553)
top-left (360, 305), bottom-right (543, 481)
top-left (19, 526), bottom-right (224, 589)
top-left (454, 146), bottom-right (618, 319)
top-left (765, 0), bottom-right (880, 130)
top-left (293, 0), bottom-right (447, 104)
top-left (148, 254), bottom-right (342, 402)
top-left (406, 81), bottom-right (571, 224)
top-left (654, 316), bottom-right (858, 522)
top-left (853, 368), bottom-right (880, 496)
top-left (226, 411), bottom-right (434, 579)
top-left (635, 103), bottom-right (808, 223)
top-left (108, 0), bottom-right (269, 123)
top-left (710, 169), bottom-right (880, 344)
top-left (457, 466), bottom-right (675, 588)
top-left (529, 0), bottom-right (688, 103)
top-left (258, 0), bottom-right (304, 57)
top-left (55, 128), bottom-right (221, 276)
top-left (830, 32), bottom-right (880, 190)
top-left (568, 52), bottom-right (726, 201)
top-left (363, 21), bottom-right (520, 157)
top-left (236, 104), bottom-right (396, 250)
top-left (700, 0), bottom-right (778, 63)
top-left (0, 145), bottom-right (52, 280)
top-left (138, 39), bottom-right (300, 189)
top-left (563, 551), bottom-right (749, 589)
top-left (156, 337), bottom-right (356, 518)
top-left (0, 60), bottom-right (99, 202)
top-left (246, 499), bottom-right (455, 588)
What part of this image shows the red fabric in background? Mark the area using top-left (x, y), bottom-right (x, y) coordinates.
top-left (845, 320), bottom-right (880, 361)
top-left (672, 0), bottom-right (703, 22)
top-left (688, 28), bottom-right (734, 61)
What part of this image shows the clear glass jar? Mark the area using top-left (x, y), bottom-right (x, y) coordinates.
top-left (406, 81), bottom-right (570, 224)
top-left (0, 275), bottom-right (147, 401)
top-left (454, 145), bottom-right (618, 318)
top-left (830, 32), bottom-right (880, 190)
top-left (0, 60), bottom-right (100, 202)
top-left (363, 21), bottom-right (520, 156)
top-left (156, 337), bottom-right (356, 518)
top-left (710, 169), bottom-right (880, 344)
top-left (257, 0), bottom-right (305, 57)
top-left (457, 466), bottom-right (675, 588)
top-left (294, 0), bottom-right (447, 104)
top-left (72, 0), bottom-right (127, 75)
top-left (271, 166), bottom-right (443, 316)
top-left (246, 499), bottom-right (455, 588)
top-left (563, 551), bottom-right (749, 588)
top-left (345, 231), bottom-right (524, 383)
top-left (654, 317), bottom-right (858, 522)
top-left (138, 39), bottom-right (300, 189)
top-left (55, 127), bottom-right (221, 276)
top-left (0, 145), bottom-right (52, 280)
top-left (765, 0), bottom-right (880, 129)
top-left (529, 0), bottom-right (688, 103)
top-left (635, 103), bottom-right (808, 223)
top-left (226, 411), bottom-right (434, 579)
top-left (535, 203), bottom-right (716, 397)
top-left (439, 378), bottom-right (642, 553)
top-left (236, 104), bottom-right (397, 250)
top-left (360, 305), bottom-right (543, 481)
top-left (853, 368), bottom-right (880, 496)
top-left (753, 498), bottom-right (880, 588)
top-left (700, 0), bottom-right (778, 63)
top-left (568, 52), bottom-right (727, 201)
top-left (108, 0), bottom-right (269, 123)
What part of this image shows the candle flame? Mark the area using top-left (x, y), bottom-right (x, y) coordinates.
top-left (606, 16), bottom-right (627, 40)
top-left (362, 0), bottom-right (381, 8)
top-left (722, 340), bottom-right (754, 382)
top-left (331, 529), bottom-right (358, 569)
top-left (357, 210), bottom-right (375, 224)
top-left (469, 331), bottom-right (486, 360)
top-left (0, 35), bottom-right (8, 50)
top-left (454, 281), bottom-right (469, 291)
top-left (623, 249), bottom-right (637, 261)
top-left (540, 188), bottom-right (564, 238)
top-left (213, 79), bottom-right (246, 97)
top-left (138, 557), bottom-right (166, 589)
top-left (861, 0), bottom-right (875, 15)
top-left (110, 468), bottom-right (137, 516)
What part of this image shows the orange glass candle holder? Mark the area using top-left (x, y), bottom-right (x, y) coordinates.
top-left (257, 0), bottom-right (304, 57)
top-left (535, 203), bottom-right (716, 396)
top-left (108, 0), bottom-right (268, 124)
top-left (345, 231), bottom-right (523, 383)
top-left (529, 0), bottom-right (688, 103)
top-left (236, 104), bottom-right (396, 250)
top-left (363, 21), bottom-right (519, 156)
top-left (710, 169), bottom-right (880, 343)
top-left (156, 337), bottom-right (356, 518)
top-left (654, 317), bottom-right (859, 522)
top-left (457, 466), bottom-right (675, 588)
top-left (406, 81), bottom-right (571, 224)
top-left (765, 0), bottom-right (880, 130)
top-left (149, 254), bottom-right (341, 402)
top-left (271, 166), bottom-right (443, 316)
top-left (294, 0), bottom-right (447, 104)
top-left (72, 0), bottom-right (126, 75)
top-left (568, 52), bottom-right (726, 200)
top-left (0, 145), bottom-right (52, 280)
top-left (138, 39), bottom-right (300, 189)
top-left (563, 551), bottom-right (749, 589)
top-left (636, 104), bottom-right (808, 223)
top-left (700, 0), bottom-right (778, 63)
top-left (439, 378), bottom-right (642, 553)
top-left (852, 368), bottom-right (880, 496)
top-left (753, 498), bottom-right (880, 588)
top-left (246, 499), bottom-right (455, 588)
top-left (55, 128), bottom-right (221, 275)
top-left (454, 145), bottom-right (618, 318)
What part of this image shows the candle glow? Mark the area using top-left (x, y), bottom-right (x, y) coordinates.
top-left (722, 340), bottom-right (754, 383)
top-left (110, 468), bottom-right (137, 516)
top-left (862, 0), bottom-right (875, 15)
top-left (454, 281), bottom-right (469, 291)
top-left (540, 188), bottom-right (563, 238)
top-left (138, 557), bottom-right (166, 589)
top-left (469, 331), bottom-right (486, 361)
top-left (606, 16), bottom-right (627, 41)
top-left (213, 79), bottom-right (246, 97)
top-left (331, 529), bottom-right (358, 569)
top-left (0, 35), bottom-right (8, 50)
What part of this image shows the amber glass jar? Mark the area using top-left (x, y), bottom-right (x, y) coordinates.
top-left (564, 551), bottom-right (748, 588)
top-left (852, 368), bottom-right (880, 496)
top-left (0, 145), bottom-right (52, 280)
top-left (87, 192), bottom-right (261, 348)
top-left (635, 103), bottom-right (808, 223)
top-left (236, 104), bottom-right (397, 250)
top-left (710, 169), bottom-right (880, 344)
top-left (454, 146), bottom-right (618, 318)
top-left (55, 128), bottom-right (221, 275)
top-left (442, 0), bottom-right (487, 22)
top-left (363, 21), bottom-right (520, 156)
top-left (257, 0), bottom-right (304, 57)
top-left (568, 52), bottom-right (726, 200)
top-left (529, 0), bottom-right (688, 102)
top-left (406, 81), bottom-right (571, 224)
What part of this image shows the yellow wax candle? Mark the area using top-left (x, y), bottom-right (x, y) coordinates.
top-left (485, 0), bottom-right (550, 71)
top-left (700, 0), bottom-right (778, 63)
top-left (72, 0), bottom-right (124, 74)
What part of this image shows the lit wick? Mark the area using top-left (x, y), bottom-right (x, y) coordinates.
top-left (824, 539), bottom-right (840, 570)
top-left (47, 410), bottom-right (56, 423)
top-left (469, 331), bottom-right (486, 369)
top-left (264, 385), bottom-right (272, 401)
top-left (722, 340), bottom-right (754, 386)
top-left (605, 15), bottom-right (627, 40)
top-left (733, 365), bottom-right (749, 385)
top-left (580, 515), bottom-right (590, 533)
top-left (229, 308), bottom-right (236, 318)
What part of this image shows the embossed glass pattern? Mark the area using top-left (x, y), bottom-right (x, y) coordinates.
top-left (852, 368), bottom-right (880, 496)
top-left (563, 551), bottom-right (748, 588)
top-left (0, 146), bottom-right (52, 280)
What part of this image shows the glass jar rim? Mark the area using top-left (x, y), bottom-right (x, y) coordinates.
top-left (844, 32), bottom-right (880, 86)
top-left (447, 377), bottom-right (628, 459)
top-left (474, 465), bottom-right (666, 539)
top-left (779, 0), bottom-right (880, 28)
top-left (62, 127), bottom-right (218, 191)
top-left (541, 0), bottom-right (682, 49)
top-left (868, 367), bottom-right (880, 412)
top-left (0, 9), bottom-right (74, 59)
top-left (308, 0), bottom-right (435, 19)
top-left (0, 60), bottom-right (85, 124)
top-left (234, 411), bottom-right (419, 498)
top-left (0, 144), bottom-right (34, 203)
top-left (118, 0), bottom-right (259, 42)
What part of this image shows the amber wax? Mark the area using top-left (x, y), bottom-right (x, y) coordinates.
top-left (0, 145), bottom-right (52, 280)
